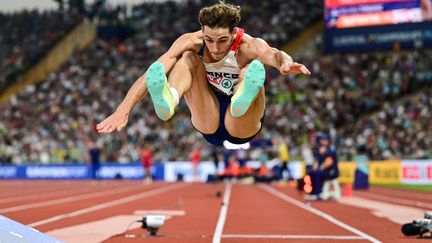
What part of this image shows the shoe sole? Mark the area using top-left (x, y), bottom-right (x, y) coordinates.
top-left (230, 60), bottom-right (265, 117)
top-left (146, 61), bottom-right (174, 121)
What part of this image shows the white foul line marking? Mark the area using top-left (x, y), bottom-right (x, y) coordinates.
top-left (134, 210), bottom-right (186, 216)
top-left (222, 234), bottom-right (365, 240)
top-left (212, 183), bottom-right (232, 243)
top-left (28, 183), bottom-right (186, 228)
top-left (259, 184), bottom-right (382, 243)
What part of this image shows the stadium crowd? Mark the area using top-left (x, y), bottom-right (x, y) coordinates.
top-left (0, 0), bottom-right (431, 165)
top-left (0, 7), bottom-right (82, 93)
top-left (267, 46), bottom-right (432, 160)
top-left (337, 89), bottom-right (432, 160)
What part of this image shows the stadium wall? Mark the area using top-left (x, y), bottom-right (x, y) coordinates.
top-left (338, 160), bottom-right (432, 185)
top-left (0, 160), bottom-right (431, 185)
top-left (0, 161), bottom-right (304, 182)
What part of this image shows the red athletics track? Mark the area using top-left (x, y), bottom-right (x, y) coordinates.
top-left (354, 187), bottom-right (432, 210)
top-left (0, 180), bottom-right (428, 242)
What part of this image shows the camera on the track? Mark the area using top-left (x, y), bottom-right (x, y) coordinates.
top-left (401, 211), bottom-right (432, 238)
top-left (425, 211), bottom-right (432, 219)
top-left (139, 215), bottom-right (165, 236)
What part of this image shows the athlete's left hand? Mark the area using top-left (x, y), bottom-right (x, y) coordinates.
top-left (280, 62), bottom-right (311, 75)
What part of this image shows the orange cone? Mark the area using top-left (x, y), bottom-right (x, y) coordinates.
top-left (343, 183), bottom-right (352, 197)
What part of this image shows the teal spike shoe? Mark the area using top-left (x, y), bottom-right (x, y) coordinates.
top-left (230, 60), bottom-right (265, 117)
top-left (146, 61), bottom-right (175, 121)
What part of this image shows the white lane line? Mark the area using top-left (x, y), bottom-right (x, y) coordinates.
top-left (0, 183), bottom-right (147, 214)
top-left (260, 184), bottom-right (381, 243)
top-left (222, 234), bottom-right (365, 240)
top-left (212, 183), bottom-right (232, 243)
top-left (28, 183), bottom-right (186, 227)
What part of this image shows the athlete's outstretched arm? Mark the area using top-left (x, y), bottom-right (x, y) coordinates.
top-left (244, 37), bottom-right (311, 76)
top-left (97, 33), bottom-right (198, 133)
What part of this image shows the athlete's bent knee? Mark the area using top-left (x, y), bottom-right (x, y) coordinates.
top-left (179, 51), bottom-right (201, 67)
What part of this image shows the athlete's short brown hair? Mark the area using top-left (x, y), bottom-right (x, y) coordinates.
top-left (198, 1), bottom-right (241, 32)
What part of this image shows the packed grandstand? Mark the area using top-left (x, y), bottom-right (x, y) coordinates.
top-left (0, 0), bottom-right (431, 165)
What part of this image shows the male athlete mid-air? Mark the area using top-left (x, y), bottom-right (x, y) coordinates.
top-left (97, 1), bottom-right (311, 146)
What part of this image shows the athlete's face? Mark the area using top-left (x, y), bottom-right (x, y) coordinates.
top-left (202, 26), bottom-right (236, 61)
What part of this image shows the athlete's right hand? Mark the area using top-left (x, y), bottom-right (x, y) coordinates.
top-left (96, 111), bottom-right (129, 133)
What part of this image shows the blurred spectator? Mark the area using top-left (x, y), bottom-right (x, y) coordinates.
top-left (301, 140), bottom-right (314, 172)
top-left (236, 148), bottom-right (248, 177)
top-left (211, 145), bottom-right (220, 176)
top-left (190, 145), bottom-right (202, 181)
top-left (140, 144), bottom-right (153, 184)
top-left (277, 136), bottom-right (292, 181)
top-left (87, 140), bottom-right (101, 180)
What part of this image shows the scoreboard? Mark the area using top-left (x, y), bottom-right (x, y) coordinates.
top-left (324, 0), bottom-right (432, 52)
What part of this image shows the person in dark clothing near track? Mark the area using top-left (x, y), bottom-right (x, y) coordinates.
top-left (211, 145), bottom-right (220, 175)
top-left (306, 133), bottom-right (339, 200)
top-left (87, 140), bottom-right (101, 180)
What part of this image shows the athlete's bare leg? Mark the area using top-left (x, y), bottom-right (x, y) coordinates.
top-left (168, 51), bottom-right (219, 134)
top-left (225, 64), bottom-right (265, 138)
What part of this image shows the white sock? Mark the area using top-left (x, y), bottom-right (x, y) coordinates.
top-left (169, 87), bottom-right (179, 105)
